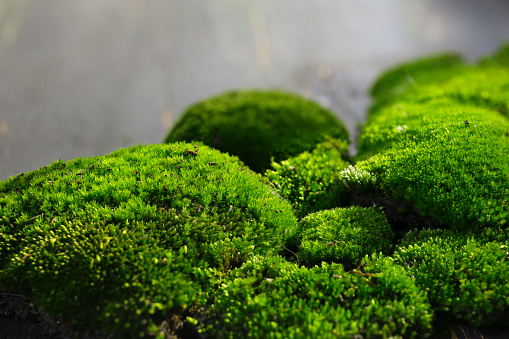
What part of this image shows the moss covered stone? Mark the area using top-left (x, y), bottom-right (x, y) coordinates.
top-left (204, 255), bottom-right (433, 338)
top-left (0, 142), bottom-right (297, 337)
top-left (165, 89), bottom-right (349, 173)
top-left (2, 47), bottom-right (509, 338)
top-left (351, 52), bottom-right (509, 231)
top-left (298, 206), bottom-right (394, 268)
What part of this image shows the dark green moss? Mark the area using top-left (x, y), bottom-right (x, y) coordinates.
top-left (264, 138), bottom-right (351, 219)
top-left (165, 89), bottom-right (349, 173)
top-left (0, 142), bottom-right (297, 337)
top-left (204, 255), bottom-right (433, 338)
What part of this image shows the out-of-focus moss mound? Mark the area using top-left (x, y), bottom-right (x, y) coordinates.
top-left (203, 255), bottom-right (433, 338)
top-left (0, 142), bottom-right (297, 338)
top-left (164, 89), bottom-right (349, 173)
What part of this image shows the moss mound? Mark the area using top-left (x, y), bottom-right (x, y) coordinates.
top-left (351, 52), bottom-right (509, 231)
top-left (370, 53), bottom-right (467, 102)
top-left (265, 138), bottom-right (351, 219)
top-left (204, 255), bottom-right (433, 338)
top-left (298, 206), bottom-right (394, 268)
top-left (0, 142), bottom-right (297, 337)
top-left (164, 89), bottom-right (349, 173)
top-left (394, 228), bottom-right (509, 327)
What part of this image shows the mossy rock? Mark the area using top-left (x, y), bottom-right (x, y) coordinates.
top-left (264, 138), bottom-right (351, 219)
top-left (343, 47), bottom-right (509, 333)
top-left (394, 228), bottom-right (509, 327)
top-left (203, 255), bottom-right (433, 338)
top-left (351, 56), bottom-right (509, 231)
top-left (298, 206), bottom-right (394, 268)
top-left (2, 47), bottom-right (509, 338)
top-left (165, 89), bottom-right (349, 173)
top-left (0, 142), bottom-right (297, 337)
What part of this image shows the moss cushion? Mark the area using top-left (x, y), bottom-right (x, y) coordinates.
top-left (0, 142), bottom-right (296, 337)
top-left (164, 89), bottom-right (349, 173)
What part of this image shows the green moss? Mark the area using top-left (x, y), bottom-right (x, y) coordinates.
top-left (479, 43), bottom-right (509, 69)
top-left (2, 47), bottom-right (509, 338)
top-left (353, 54), bottom-right (509, 231)
top-left (394, 228), bottom-right (509, 326)
top-left (370, 53), bottom-right (467, 104)
top-left (204, 254), bottom-right (432, 338)
top-left (0, 142), bottom-right (297, 337)
top-left (345, 47), bottom-right (509, 332)
top-left (264, 138), bottom-right (351, 219)
top-left (298, 206), bottom-right (394, 268)
top-left (165, 89), bottom-right (349, 173)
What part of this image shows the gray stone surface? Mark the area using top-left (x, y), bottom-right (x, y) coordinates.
top-left (1, 0), bottom-right (509, 180)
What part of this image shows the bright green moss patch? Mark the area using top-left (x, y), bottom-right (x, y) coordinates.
top-left (353, 51), bottom-right (509, 231)
top-left (357, 98), bottom-right (509, 160)
top-left (298, 206), bottom-right (394, 268)
top-left (265, 138), bottom-right (351, 219)
top-left (0, 142), bottom-right (297, 337)
top-left (394, 228), bottom-right (509, 327)
top-left (357, 121), bottom-right (508, 230)
top-left (204, 255), bottom-right (433, 338)
top-left (165, 89), bottom-right (349, 173)
top-left (2, 47), bottom-right (509, 338)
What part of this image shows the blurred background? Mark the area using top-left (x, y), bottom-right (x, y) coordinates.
top-left (0, 0), bottom-right (508, 180)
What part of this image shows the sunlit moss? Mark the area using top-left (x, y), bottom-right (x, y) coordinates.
top-left (204, 255), bottom-right (432, 338)
top-left (0, 142), bottom-right (296, 337)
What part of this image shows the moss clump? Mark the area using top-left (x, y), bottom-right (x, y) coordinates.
top-left (298, 206), bottom-right (394, 268)
top-left (265, 138), bottom-right (351, 219)
top-left (479, 43), bottom-right (509, 69)
top-left (165, 89), bottom-right (349, 173)
top-left (370, 53), bottom-right (467, 105)
top-left (2, 46), bottom-right (509, 338)
top-left (0, 142), bottom-right (296, 337)
top-left (204, 255), bottom-right (433, 338)
top-left (352, 53), bottom-right (509, 231)
top-left (394, 228), bottom-right (509, 327)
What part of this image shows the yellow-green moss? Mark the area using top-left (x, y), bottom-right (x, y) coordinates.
top-left (204, 255), bottom-right (433, 338)
top-left (265, 138), bottom-right (351, 219)
top-left (353, 52), bottom-right (509, 231)
top-left (0, 142), bottom-right (297, 337)
top-left (298, 206), bottom-right (394, 268)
